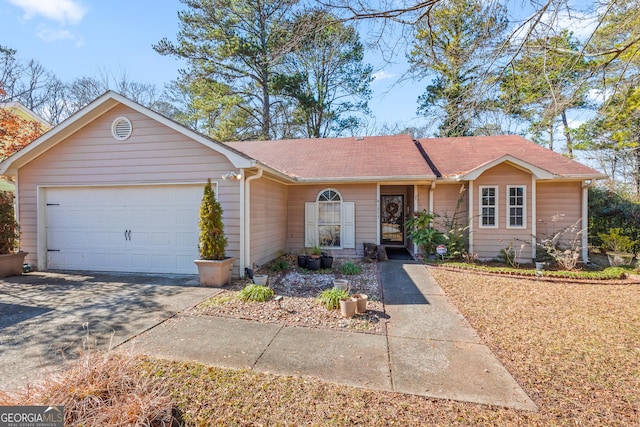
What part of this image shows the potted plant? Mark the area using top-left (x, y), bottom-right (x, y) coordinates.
top-left (405, 210), bottom-right (444, 258)
top-left (0, 191), bottom-right (28, 277)
top-left (306, 245), bottom-right (322, 271)
top-left (599, 227), bottom-right (637, 267)
top-left (194, 179), bottom-right (235, 286)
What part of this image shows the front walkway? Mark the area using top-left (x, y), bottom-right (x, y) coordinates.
top-left (129, 261), bottom-right (536, 410)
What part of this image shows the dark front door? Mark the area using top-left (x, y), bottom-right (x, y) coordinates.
top-left (381, 195), bottom-right (404, 244)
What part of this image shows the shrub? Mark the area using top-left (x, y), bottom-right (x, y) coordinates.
top-left (198, 178), bottom-right (227, 260)
top-left (339, 261), bottom-right (362, 275)
top-left (270, 259), bottom-right (289, 272)
top-left (0, 191), bottom-right (19, 254)
top-left (405, 210), bottom-right (444, 255)
top-left (238, 284), bottom-right (275, 302)
top-left (316, 287), bottom-right (349, 310)
top-left (598, 227), bottom-right (637, 253)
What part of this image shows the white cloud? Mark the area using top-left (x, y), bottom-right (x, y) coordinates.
top-left (37, 27), bottom-right (85, 46)
top-left (8, 0), bottom-right (87, 25)
top-left (372, 70), bottom-right (396, 82)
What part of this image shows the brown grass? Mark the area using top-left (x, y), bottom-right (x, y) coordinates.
top-left (4, 268), bottom-right (639, 426)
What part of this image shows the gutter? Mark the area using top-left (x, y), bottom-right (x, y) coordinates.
top-left (243, 168), bottom-right (263, 277)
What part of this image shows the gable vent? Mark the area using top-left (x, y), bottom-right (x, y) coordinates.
top-left (112, 117), bottom-right (132, 140)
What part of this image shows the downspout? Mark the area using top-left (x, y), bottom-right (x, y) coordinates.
top-left (243, 168), bottom-right (263, 277)
top-left (532, 176), bottom-right (537, 260)
top-left (582, 179), bottom-right (597, 263)
top-left (468, 181), bottom-right (474, 256)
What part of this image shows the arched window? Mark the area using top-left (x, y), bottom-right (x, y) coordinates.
top-left (317, 189), bottom-right (342, 247)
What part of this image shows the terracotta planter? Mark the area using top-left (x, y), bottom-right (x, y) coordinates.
top-left (352, 293), bottom-right (368, 314)
top-left (194, 257), bottom-right (235, 286)
top-left (0, 252), bottom-right (28, 277)
top-left (339, 297), bottom-right (357, 318)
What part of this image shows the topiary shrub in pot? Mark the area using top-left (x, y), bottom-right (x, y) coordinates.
top-left (0, 191), bottom-right (28, 277)
top-left (194, 179), bottom-right (235, 286)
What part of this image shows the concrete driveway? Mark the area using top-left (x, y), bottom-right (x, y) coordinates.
top-left (0, 271), bottom-right (217, 392)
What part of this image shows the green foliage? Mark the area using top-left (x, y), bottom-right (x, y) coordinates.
top-left (443, 262), bottom-right (628, 280)
top-left (0, 191), bottom-right (19, 254)
top-left (311, 245), bottom-right (322, 256)
top-left (198, 179), bottom-right (227, 260)
top-left (338, 261), bottom-right (361, 275)
top-left (270, 259), bottom-right (290, 272)
top-left (405, 210), bottom-right (444, 255)
top-left (598, 228), bottom-right (637, 253)
top-left (500, 30), bottom-right (589, 154)
top-left (238, 284), bottom-right (275, 302)
top-left (588, 187), bottom-right (640, 253)
top-left (316, 287), bottom-right (349, 310)
top-left (408, 0), bottom-right (507, 137)
top-left (274, 10), bottom-right (373, 138)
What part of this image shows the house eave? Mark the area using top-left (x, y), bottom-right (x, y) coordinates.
top-left (289, 176), bottom-right (435, 184)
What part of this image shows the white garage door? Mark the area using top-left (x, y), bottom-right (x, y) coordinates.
top-left (45, 184), bottom-right (204, 274)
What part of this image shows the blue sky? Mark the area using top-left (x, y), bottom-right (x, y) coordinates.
top-left (1, 0), bottom-right (421, 130)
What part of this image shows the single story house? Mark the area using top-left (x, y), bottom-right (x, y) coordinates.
top-left (0, 92), bottom-right (607, 277)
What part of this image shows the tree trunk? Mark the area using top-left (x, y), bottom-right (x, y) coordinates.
top-left (561, 110), bottom-right (573, 158)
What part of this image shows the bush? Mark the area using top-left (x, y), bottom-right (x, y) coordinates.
top-left (316, 287), bottom-right (349, 310)
top-left (198, 178), bottom-right (227, 260)
top-left (405, 210), bottom-right (444, 255)
top-left (339, 261), bottom-right (362, 275)
top-left (0, 191), bottom-right (19, 254)
top-left (238, 284), bottom-right (274, 302)
top-left (270, 259), bottom-right (289, 272)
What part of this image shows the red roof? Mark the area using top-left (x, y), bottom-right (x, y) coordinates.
top-left (224, 134), bottom-right (605, 182)
top-left (225, 134), bottom-right (436, 181)
top-left (418, 135), bottom-right (604, 179)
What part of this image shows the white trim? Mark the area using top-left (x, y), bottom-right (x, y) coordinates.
top-left (316, 188), bottom-right (344, 249)
top-left (506, 185), bottom-right (527, 229)
top-left (376, 183), bottom-right (381, 245)
top-left (479, 185), bottom-right (498, 229)
top-left (0, 91), bottom-right (256, 175)
top-left (37, 182), bottom-right (207, 272)
top-left (243, 169), bottom-right (262, 276)
top-left (531, 177), bottom-right (537, 259)
top-left (456, 155), bottom-right (555, 180)
top-left (468, 181), bottom-right (474, 255)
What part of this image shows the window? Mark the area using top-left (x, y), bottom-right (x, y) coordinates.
top-left (317, 189), bottom-right (341, 247)
top-left (480, 186), bottom-right (498, 228)
top-left (507, 186), bottom-right (526, 228)
top-left (305, 189), bottom-right (355, 249)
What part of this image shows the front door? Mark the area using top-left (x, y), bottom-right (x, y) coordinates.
top-left (381, 195), bottom-right (404, 245)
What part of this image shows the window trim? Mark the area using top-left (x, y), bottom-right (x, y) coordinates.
top-left (506, 185), bottom-right (527, 229)
top-left (479, 185), bottom-right (498, 229)
top-left (316, 188), bottom-right (343, 249)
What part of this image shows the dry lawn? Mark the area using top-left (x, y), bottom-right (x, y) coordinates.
top-left (3, 267), bottom-right (639, 426)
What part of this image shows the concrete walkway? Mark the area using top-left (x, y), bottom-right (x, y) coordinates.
top-left (129, 261), bottom-right (536, 410)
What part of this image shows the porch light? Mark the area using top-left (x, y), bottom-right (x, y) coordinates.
top-left (221, 171), bottom-right (242, 180)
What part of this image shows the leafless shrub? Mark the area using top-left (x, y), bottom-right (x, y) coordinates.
top-left (0, 351), bottom-right (179, 427)
top-left (537, 218), bottom-right (584, 271)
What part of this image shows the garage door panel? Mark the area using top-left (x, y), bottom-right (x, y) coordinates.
top-left (46, 185), bottom-right (202, 274)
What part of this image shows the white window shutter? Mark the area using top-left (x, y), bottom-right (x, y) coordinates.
top-left (305, 202), bottom-right (317, 247)
top-left (342, 202), bottom-right (355, 248)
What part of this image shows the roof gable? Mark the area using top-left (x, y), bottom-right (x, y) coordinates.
top-left (419, 135), bottom-right (607, 180)
top-left (0, 91), bottom-right (254, 176)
